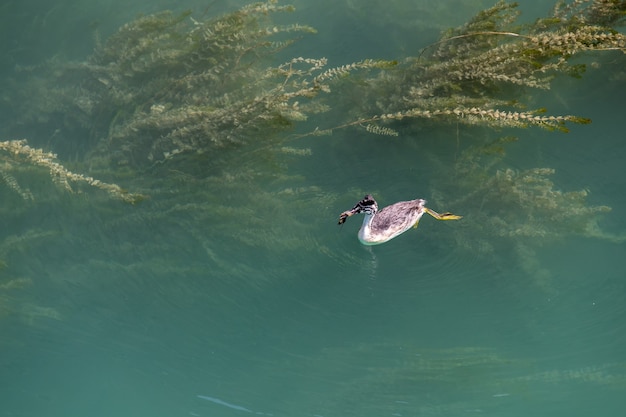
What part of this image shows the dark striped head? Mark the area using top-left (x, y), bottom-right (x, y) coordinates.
top-left (355, 194), bottom-right (378, 215)
top-left (338, 194), bottom-right (379, 225)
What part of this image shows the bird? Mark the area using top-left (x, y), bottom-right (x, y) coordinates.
top-left (338, 194), bottom-right (462, 245)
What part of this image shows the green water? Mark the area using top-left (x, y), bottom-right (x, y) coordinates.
top-left (2, 1), bottom-right (626, 416)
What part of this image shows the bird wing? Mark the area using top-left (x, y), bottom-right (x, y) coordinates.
top-left (369, 200), bottom-right (425, 238)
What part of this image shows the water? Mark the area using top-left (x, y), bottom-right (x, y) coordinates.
top-left (1, 1), bottom-right (626, 416)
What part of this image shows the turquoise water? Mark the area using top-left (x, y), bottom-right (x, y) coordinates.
top-left (2, 1), bottom-right (626, 416)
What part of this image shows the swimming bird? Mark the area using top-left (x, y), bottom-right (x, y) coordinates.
top-left (338, 194), bottom-right (462, 245)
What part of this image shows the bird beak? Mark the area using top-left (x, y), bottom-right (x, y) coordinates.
top-left (338, 209), bottom-right (357, 225)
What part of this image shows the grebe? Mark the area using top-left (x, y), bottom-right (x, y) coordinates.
top-left (338, 194), bottom-right (462, 245)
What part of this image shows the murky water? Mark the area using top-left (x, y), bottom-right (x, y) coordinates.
top-left (1, 1), bottom-right (625, 416)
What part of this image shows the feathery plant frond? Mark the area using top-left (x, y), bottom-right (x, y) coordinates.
top-left (313, 59), bottom-right (398, 85)
top-left (551, 0), bottom-right (626, 27)
top-left (448, 139), bottom-right (613, 240)
top-left (0, 140), bottom-right (143, 203)
top-left (8, 1), bottom-right (395, 169)
top-left (310, 0), bottom-right (625, 137)
top-left (363, 124), bottom-right (399, 137)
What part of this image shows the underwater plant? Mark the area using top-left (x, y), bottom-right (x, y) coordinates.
top-left (446, 136), bottom-right (614, 242)
top-left (0, 0), bottom-right (623, 290)
top-left (4, 1), bottom-right (624, 171)
top-left (420, 133), bottom-right (624, 290)
top-left (2, 0), bottom-right (393, 171)
top-left (0, 139), bottom-right (142, 203)
top-left (308, 0), bottom-right (626, 136)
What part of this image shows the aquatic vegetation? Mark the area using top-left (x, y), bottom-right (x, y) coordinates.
top-left (312, 0), bottom-right (626, 136)
top-left (0, 1), bottom-right (389, 296)
top-left (0, 139), bottom-right (142, 203)
top-left (3, 0), bottom-right (392, 171)
top-left (449, 138), bottom-right (613, 242)
top-left (0, 0), bottom-right (623, 303)
top-left (3, 0), bottom-right (623, 175)
top-left (422, 134), bottom-right (620, 289)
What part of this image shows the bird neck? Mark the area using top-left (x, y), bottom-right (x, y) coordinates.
top-left (357, 211), bottom-right (378, 245)
top-left (360, 211), bottom-right (375, 228)
top-left (361, 213), bottom-right (376, 233)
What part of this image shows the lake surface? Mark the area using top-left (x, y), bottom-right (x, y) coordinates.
top-left (1, 1), bottom-right (625, 416)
